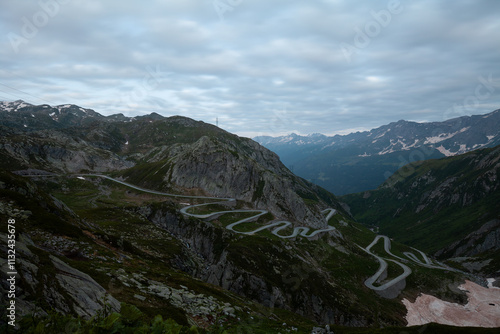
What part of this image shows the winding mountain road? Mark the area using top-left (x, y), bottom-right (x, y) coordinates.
top-left (82, 174), bottom-right (337, 239)
top-left (26, 173), bottom-right (455, 297)
top-left (88, 176), bottom-right (453, 293)
top-left (360, 235), bottom-right (453, 296)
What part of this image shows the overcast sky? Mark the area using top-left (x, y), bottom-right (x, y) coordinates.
top-left (1, 0), bottom-right (499, 137)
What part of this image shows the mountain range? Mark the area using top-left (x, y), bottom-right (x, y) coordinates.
top-left (1, 100), bottom-right (499, 332)
top-left (255, 109), bottom-right (500, 195)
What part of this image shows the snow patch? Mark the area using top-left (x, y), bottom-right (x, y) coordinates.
top-left (280, 136), bottom-right (294, 143)
top-left (403, 280), bottom-right (500, 327)
top-left (377, 139), bottom-right (420, 155)
top-left (435, 145), bottom-right (455, 157)
top-left (17, 102), bottom-right (30, 109)
top-left (49, 112), bottom-right (58, 121)
top-left (487, 278), bottom-right (499, 289)
top-left (374, 129), bottom-right (390, 139)
top-left (321, 141), bottom-right (336, 150)
top-left (1, 101), bottom-right (32, 112)
top-left (424, 127), bottom-right (470, 144)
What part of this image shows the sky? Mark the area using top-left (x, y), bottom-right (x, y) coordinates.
top-left (1, 0), bottom-right (499, 138)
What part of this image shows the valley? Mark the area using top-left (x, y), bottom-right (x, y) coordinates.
top-left (255, 110), bottom-right (500, 195)
top-left (1, 100), bottom-right (499, 332)
top-left (51, 173), bottom-right (457, 298)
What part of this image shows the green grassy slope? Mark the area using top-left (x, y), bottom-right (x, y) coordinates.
top-left (341, 146), bottom-right (500, 255)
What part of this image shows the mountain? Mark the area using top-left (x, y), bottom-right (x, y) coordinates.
top-left (0, 100), bottom-right (339, 227)
top-left (255, 110), bottom-right (500, 195)
top-left (1, 100), bottom-right (497, 332)
top-left (341, 145), bottom-right (500, 277)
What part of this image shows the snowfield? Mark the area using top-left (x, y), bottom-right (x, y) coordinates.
top-left (403, 280), bottom-right (500, 327)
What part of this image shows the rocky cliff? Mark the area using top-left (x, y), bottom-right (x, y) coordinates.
top-left (135, 201), bottom-right (370, 326)
top-left (133, 134), bottom-right (337, 228)
top-left (1, 101), bottom-right (341, 229)
top-left (0, 171), bottom-right (121, 322)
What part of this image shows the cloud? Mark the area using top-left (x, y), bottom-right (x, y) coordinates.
top-left (1, 0), bottom-right (499, 137)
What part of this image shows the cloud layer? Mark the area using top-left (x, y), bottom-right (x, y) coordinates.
top-left (1, 0), bottom-right (499, 137)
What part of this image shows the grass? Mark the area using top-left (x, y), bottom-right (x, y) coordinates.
top-left (1, 170), bottom-right (482, 331)
top-left (26, 174), bottom-right (325, 329)
top-left (341, 146), bottom-right (500, 255)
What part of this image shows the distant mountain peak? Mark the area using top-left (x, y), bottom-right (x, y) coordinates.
top-left (0, 100), bottom-right (33, 111)
top-left (308, 133), bottom-right (326, 138)
top-left (254, 109), bottom-right (500, 195)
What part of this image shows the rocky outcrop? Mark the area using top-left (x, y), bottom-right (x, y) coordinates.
top-left (0, 233), bottom-right (120, 320)
top-left (0, 134), bottom-right (134, 173)
top-left (138, 202), bottom-right (365, 326)
top-left (151, 135), bottom-right (335, 228)
top-left (436, 219), bottom-right (500, 259)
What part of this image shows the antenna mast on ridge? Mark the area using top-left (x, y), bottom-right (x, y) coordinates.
top-left (216, 117), bottom-right (218, 127)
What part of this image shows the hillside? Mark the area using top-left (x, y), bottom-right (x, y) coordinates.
top-left (341, 145), bottom-right (500, 277)
top-left (255, 110), bottom-right (500, 195)
top-left (1, 100), bottom-right (497, 332)
top-left (0, 100), bottom-right (340, 227)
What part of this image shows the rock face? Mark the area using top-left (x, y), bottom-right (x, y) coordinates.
top-left (51, 255), bottom-right (121, 317)
top-left (437, 219), bottom-right (500, 259)
top-left (0, 233), bottom-right (120, 320)
top-left (0, 134), bottom-right (134, 173)
top-left (158, 135), bottom-right (334, 228)
top-left (138, 202), bottom-right (365, 326)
